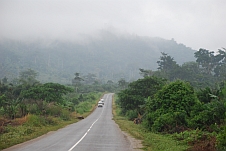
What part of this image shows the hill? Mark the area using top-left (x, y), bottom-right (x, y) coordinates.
top-left (0, 31), bottom-right (196, 84)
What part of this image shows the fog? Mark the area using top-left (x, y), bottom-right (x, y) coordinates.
top-left (0, 0), bottom-right (225, 51)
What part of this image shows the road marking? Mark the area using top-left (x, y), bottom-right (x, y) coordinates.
top-left (68, 103), bottom-right (105, 151)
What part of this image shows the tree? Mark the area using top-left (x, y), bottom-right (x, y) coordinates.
top-left (21, 83), bottom-right (73, 111)
top-left (0, 89), bottom-right (23, 119)
top-left (2, 77), bottom-right (8, 84)
top-left (72, 73), bottom-right (84, 92)
top-left (139, 68), bottom-right (154, 77)
top-left (194, 48), bottom-right (215, 75)
top-left (157, 52), bottom-right (179, 80)
top-left (214, 48), bottom-right (226, 80)
top-left (157, 52), bottom-right (178, 71)
top-left (117, 76), bottom-right (166, 116)
top-left (19, 69), bottom-right (39, 86)
top-left (107, 80), bottom-right (114, 84)
top-left (118, 78), bottom-right (128, 89)
top-left (83, 73), bottom-right (97, 84)
top-left (145, 80), bottom-right (199, 132)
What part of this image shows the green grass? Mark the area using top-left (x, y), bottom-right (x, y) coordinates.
top-left (0, 116), bottom-right (77, 150)
top-left (112, 96), bottom-right (189, 151)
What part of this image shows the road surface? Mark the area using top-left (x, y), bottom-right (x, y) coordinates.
top-left (3, 93), bottom-right (139, 151)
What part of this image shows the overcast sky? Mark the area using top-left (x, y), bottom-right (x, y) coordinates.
top-left (0, 0), bottom-right (225, 51)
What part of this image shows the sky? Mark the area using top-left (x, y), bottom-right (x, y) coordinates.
top-left (0, 0), bottom-right (225, 51)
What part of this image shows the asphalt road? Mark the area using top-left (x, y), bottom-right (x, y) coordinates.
top-left (3, 93), bottom-right (134, 151)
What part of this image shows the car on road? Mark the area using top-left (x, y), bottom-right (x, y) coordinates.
top-left (98, 102), bottom-right (103, 107)
top-left (99, 100), bottom-right (104, 104)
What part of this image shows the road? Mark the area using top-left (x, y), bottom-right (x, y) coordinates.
top-left (3, 93), bottom-right (137, 151)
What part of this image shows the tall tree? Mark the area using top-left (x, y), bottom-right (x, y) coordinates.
top-left (118, 78), bottom-right (128, 89)
top-left (194, 48), bottom-right (215, 75)
top-left (83, 73), bottom-right (97, 84)
top-left (139, 68), bottom-right (154, 77)
top-left (19, 69), bottom-right (39, 86)
top-left (72, 72), bottom-right (84, 92)
top-left (157, 52), bottom-right (179, 80)
top-left (214, 48), bottom-right (226, 80)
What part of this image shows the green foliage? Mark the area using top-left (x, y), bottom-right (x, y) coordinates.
top-left (60, 109), bottom-right (70, 120)
top-left (117, 76), bottom-right (166, 115)
top-left (75, 101), bottom-right (92, 114)
top-left (113, 97), bottom-right (189, 151)
top-left (216, 125), bottom-right (226, 151)
top-left (0, 95), bottom-right (22, 119)
top-left (189, 84), bottom-right (226, 130)
top-left (44, 103), bottom-right (63, 117)
top-left (196, 87), bottom-right (215, 103)
top-left (21, 82), bottom-right (73, 104)
top-left (151, 111), bottom-right (187, 133)
top-left (125, 110), bottom-right (137, 120)
top-left (157, 52), bottom-right (178, 71)
top-left (194, 48), bottom-right (215, 75)
top-left (147, 80), bottom-right (198, 114)
top-left (173, 129), bottom-right (215, 145)
top-left (24, 114), bottom-right (46, 127)
top-left (188, 100), bottom-right (226, 129)
top-left (19, 69), bottom-right (39, 86)
top-left (145, 80), bottom-right (199, 132)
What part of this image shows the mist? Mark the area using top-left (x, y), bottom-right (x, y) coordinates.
top-left (0, 0), bottom-right (226, 51)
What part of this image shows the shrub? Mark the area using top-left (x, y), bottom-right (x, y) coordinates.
top-left (75, 102), bottom-right (91, 114)
top-left (45, 116), bottom-right (59, 125)
top-left (188, 100), bottom-right (226, 129)
top-left (216, 125), bottom-right (226, 151)
top-left (60, 109), bottom-right (70, 121)
top-left (145, 80), bottom-right (199, 132)
top-left (125, 110), bottom-right (137, 120)
top-left (24, 114), bottom-right (46, 127)
top-left (45, 104), bottom-right (62, 117)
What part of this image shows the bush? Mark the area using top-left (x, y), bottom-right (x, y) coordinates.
top-left (75, 102), bottom-right (91, 114)
top-left (125, 110), bottom-right (137, 120)
top-left (60, 109), bottom-right (70, 120)
top-left (24, 114), bottom-right (46, 127)
top-left (45, 104), bottom-right (62, 117)
top-left (188, 100), bottom-right (226, 129)
top-left (45, 116), bottom-right (59, 125)
top-left (216, 125), bottom-right (226, 151)
top-left (151, 111), bottom-right (187, 133)
top-left (145, 80), bottom-right (199, 132)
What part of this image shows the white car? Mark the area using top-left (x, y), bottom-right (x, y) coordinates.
top-left (98, 101), bottom-right (104, 105)
top-left (98, 102), bottom-right (103, 107)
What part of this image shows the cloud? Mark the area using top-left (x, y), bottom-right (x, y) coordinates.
top-left (0, 0), bottom-right (225, 50)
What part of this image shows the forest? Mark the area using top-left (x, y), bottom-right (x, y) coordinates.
top-left (117, 48), bottom-right (226, 150)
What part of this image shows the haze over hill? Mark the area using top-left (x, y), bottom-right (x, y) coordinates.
top-left (0, 31), bottom-right (196, 84)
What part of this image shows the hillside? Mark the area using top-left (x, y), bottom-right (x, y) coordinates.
top-left (0, 32), bottom-right (196, 84)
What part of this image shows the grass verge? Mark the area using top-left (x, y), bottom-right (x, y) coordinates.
top-left (112, 95), bottom-right (189, 151)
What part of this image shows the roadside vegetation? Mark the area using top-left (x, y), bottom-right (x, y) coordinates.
top-left (0, 70), bottom-right (114, 150)
top-left (113, 95), bottom-right (188, 151)
top-left (115, 48), bottom-right (226, 151)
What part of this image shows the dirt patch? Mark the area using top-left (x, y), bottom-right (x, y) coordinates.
top-left (122, 131), bottom-right (143, 151)
top-left (187, 136), bottom-right (216, 151)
